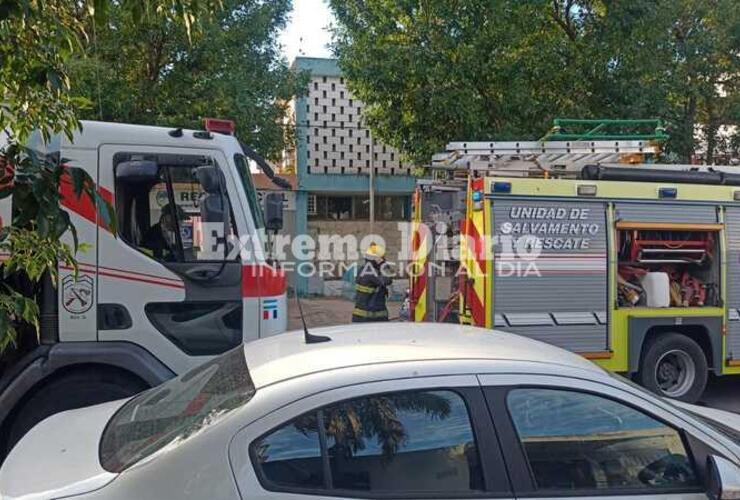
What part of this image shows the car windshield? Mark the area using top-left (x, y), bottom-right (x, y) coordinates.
top-left (99, 347), bottom-right (255, 473)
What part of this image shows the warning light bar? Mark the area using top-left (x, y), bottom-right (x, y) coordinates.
top-left (204, 118), bottom-right (236, 135)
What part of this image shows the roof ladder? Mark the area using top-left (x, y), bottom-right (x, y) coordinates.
top-left (432, 119), bottom-right (667, 178)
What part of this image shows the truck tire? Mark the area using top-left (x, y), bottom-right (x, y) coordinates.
top-left (638, 333), bottom-right (708, 403)
top-left (3, 368), bottom-right (147, 457)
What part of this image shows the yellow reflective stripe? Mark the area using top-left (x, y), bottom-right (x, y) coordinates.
top-left (352, 308), bottom-right (388, 318)
top-left (355, 284), bottom-right (377, 294)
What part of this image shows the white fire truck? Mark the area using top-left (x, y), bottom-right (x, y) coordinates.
top-left (0, 119), bottom-right (288, 456)
top-left (410, 119), bottom-right (740, 403)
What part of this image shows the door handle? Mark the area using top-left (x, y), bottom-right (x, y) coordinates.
top-left (184, 265), bottom-right (221, 281)
top-left (98, 304), bottom-right (132, 330)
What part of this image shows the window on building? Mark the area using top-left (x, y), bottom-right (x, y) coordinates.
top-left (308, 196), bottom-right (409, 221)
top-left (307, 194), bottom-right (317, 216)
top-left (327, 196), bottom-right (351, 220)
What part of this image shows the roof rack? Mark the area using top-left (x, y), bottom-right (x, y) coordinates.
top-left (432, 119), bottom-right (668, 177)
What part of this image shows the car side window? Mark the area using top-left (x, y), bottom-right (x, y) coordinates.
top-left (253, 412), bottom-right (325, 489)
top-left (507, 388), bottom-right (699, 493)
top-left (252, 389), bottom-right (484, 495)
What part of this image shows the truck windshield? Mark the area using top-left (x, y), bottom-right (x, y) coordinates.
top-left (234, 153), bottom-right (265, 229)
top-left (99, 347), bottom-right (255, 473)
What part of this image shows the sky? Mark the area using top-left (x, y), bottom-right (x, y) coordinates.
top-left (279, 0), bottom-right (335, 63)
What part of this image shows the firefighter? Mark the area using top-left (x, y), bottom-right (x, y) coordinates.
top-left (352, 243), bottom-right (393, 322)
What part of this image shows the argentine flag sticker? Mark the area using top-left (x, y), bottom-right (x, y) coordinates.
top-left (262, 298), bottom-right (279, 320)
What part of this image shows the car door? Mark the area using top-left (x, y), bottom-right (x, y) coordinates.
top-left (229, 375), bottom-right (512, 499)
top-left (479, 374), bottom-right (731, 500)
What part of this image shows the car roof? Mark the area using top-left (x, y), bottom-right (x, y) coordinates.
top-left (243, 323), bottom-right (604, 389)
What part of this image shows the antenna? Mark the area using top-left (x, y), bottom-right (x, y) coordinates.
top-left (295, 294), bottom-right (331, 344)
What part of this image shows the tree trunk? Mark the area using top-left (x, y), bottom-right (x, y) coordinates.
top-left (680, 95), bottom-right (697, 163)
top-left (705, 97), bottom-right (718, 165)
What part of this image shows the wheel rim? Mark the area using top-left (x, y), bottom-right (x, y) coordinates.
top-left (655, 349), bottom-right (696, 398)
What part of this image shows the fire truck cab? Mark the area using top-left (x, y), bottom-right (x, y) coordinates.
top-left (0, 120), bottom-right (287, 456)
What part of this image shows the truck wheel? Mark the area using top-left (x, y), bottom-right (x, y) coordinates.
top-left (638, 333), bottom-right (708, 403)
top-left (3, 368), bottom-right (147, 457)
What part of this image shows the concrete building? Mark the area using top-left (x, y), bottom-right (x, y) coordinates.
top-left (285, 57), bottom-right (416, 295)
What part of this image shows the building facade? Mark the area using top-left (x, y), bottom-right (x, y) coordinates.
top-left (287, 57), bottom-right (416, 295)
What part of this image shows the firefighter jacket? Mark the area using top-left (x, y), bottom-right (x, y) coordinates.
top-left (352, 260), bottom-right (393, 322)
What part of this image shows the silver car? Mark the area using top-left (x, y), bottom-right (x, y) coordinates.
top-left (1, 323), bottom-right (739, 500)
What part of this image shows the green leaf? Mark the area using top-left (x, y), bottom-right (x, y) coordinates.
top-left (68, 166), bottom-right (87, 198)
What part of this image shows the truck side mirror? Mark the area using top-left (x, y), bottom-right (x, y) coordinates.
top-left (115, 160), bottom-right (159, 182)
top-left (264, 192), bottom-right (284, 232)
top-left (708, 455), bottom-right (740, 500)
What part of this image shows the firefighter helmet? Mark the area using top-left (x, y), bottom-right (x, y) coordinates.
top-left (364, 243), bottom-right (386, 262)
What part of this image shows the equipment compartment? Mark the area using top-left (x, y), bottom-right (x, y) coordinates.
top-left (616, 223), bottom-right (721, 308)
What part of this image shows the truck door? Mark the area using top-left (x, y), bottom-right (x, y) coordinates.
top-left (97, 145), bottom-right (244, 374)
top-left (491, 199), bottom-right (609, 353)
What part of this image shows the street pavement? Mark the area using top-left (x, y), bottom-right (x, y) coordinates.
top-left (702, 376), bottom-right (740, 413)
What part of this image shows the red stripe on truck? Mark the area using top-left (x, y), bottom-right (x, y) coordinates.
top-left (242, 264), bottom-right (286, 297)
top-left (59, 172), bottom-right (114, 232)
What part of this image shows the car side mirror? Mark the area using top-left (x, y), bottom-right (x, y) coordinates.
top-left (264, 192), bottom-right (284, 232)
top-left (116, 160), bottom-right (159, 182)
top-left (708, 455), bottom-right (740, 500)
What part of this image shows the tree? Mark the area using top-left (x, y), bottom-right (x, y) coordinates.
top-left (0, 0), bottom-right (224, 351)
top-left (70, 0), bottom-right (307, 159)
top-left (329, 0), bottom-right (739, 164)
top-left (257, 392), bottom-right (452, 465)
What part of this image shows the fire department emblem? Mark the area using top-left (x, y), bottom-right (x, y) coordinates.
top-left (62, 274), bottom-right (94, 314)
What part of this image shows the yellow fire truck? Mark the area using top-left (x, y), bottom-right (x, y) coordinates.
top-left (410, 119), bottom-right (740, 402)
